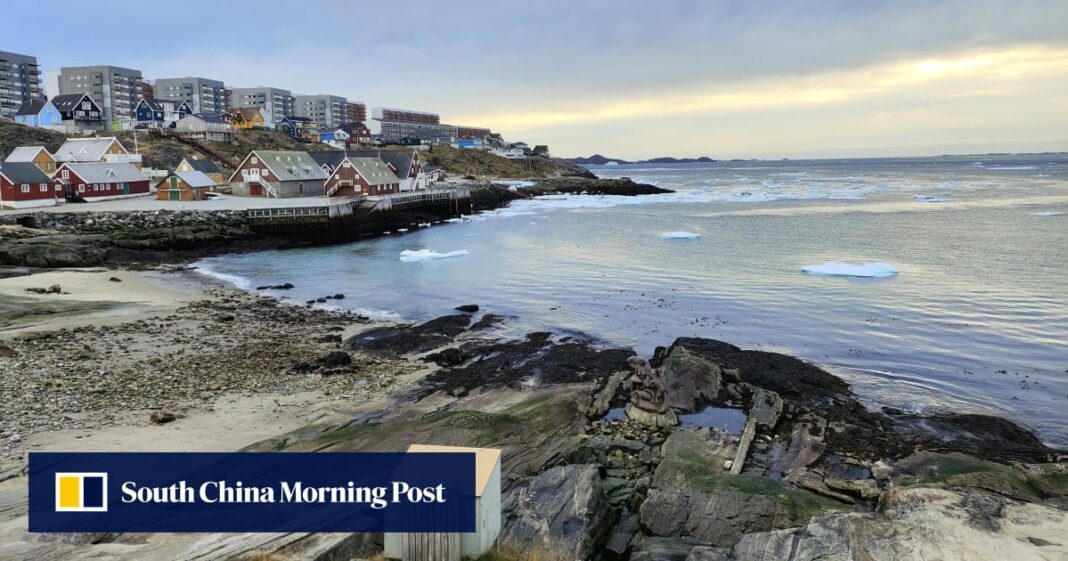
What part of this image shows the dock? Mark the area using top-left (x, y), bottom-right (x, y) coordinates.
top-left (245, 187), bottom-right (472, 238)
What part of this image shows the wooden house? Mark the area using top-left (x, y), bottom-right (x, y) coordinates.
top-left (0, 162), bottom-right (61, 209)
top-left (5, 146), bottom-right (58, 176)
top-left (384, 445), bottom-right (501, 561)
top-left (134, 97), bottom-right (192, 128)
top-left (50, 93), bottom-right (105, 132)
top-left (14, 100), bottom-right (64, 129)
top-left (176, 157), bottom-right (226, 185)
top-left (227, 150), bottom-right (327, 198)
top-left (349, 149), bottom-right (423, 191)
top-left (54, 162), bottom-right (150, 201)
top-left (231, 107), bottom-right (267, 129)
top-left (156, 170), bottom-right (216, 201)
top-left (175, 113), bottom-right (233, 142)
top-left (54, 137), bottom-right (140, 168)
top-left (324, 156), bottom-right (401, 197)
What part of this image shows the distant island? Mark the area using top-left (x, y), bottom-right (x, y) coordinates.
top-left (563, 154), bottom-right (717, 165)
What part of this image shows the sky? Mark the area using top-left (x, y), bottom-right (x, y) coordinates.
top-left (5, 0), bottom-right (1067, 160)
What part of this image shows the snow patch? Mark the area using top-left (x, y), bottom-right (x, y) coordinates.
top-left (399, 249), bottom-right (471, 262)
top-left (660, 231), bottom-right (702, 240)
top-left (802, 262), bottom-right (899, 278)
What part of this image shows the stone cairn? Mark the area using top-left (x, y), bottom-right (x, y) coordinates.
top-left (623, 356), bottom-right (679, 428)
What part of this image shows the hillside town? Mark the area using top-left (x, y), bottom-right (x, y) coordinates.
top-left (0, 49), bottom-right (551, 209)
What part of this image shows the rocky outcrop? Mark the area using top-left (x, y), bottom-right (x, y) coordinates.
top-left (500, 464), bottom-right (614, 560)
top-left (523, 177), bottom-right (674, 196)
top-left (731, 487), bottom-right (1068, 561)
top-left (659, 345), bottom-right (723, 412)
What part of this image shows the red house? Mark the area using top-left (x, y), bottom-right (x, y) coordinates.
top-left (53, 162), bottom-right (150, 201)
top-left (324, 157), bottom-right (401, 197)
top-left (0, 162), bottom-right (61, 209)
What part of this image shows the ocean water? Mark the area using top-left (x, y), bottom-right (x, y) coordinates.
top-left (196, 154), bottom-right (1068, 447)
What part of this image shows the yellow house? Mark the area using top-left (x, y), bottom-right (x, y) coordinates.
top-left (232, 107), bottom-right (267, 129)
top-left (4, 146), bottom-right (58, 176)
top-left (176, 157), bottom-right (226, 185)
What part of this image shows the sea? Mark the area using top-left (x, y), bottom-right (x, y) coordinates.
top-left (195, 154), bottom-right (1068, 447)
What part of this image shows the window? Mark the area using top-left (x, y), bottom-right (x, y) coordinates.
top-left (47, 162), bottom-right (53, 171)
top-left (20, 184), bottom-right (29, 193)
top-left (39, 184), bottom-right (47, 192)
top-left (78, 185), bottom-right (85, 193)
top-left (93, 185), bottom-right (99, 191)
top-left (251, 157), bottom-right (258, 164)
top-left (62, 170), bottom-right (69, 179)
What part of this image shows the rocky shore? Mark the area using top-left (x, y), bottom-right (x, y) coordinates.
top-left (0, 279), bottom-right (1066, 559)
top-left (521, 177), bottom-right (674, 196)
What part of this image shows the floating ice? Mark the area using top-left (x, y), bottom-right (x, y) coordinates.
top-left (660, 231), bottom-right (702, 240)
top-left (915, 194), bottom-right (951, 203)
top-left (802, 262), bottom-right (899, 278)
top-left (399, 249), bottom-right (470, 262)
top-left (1032, 210), bottom-right (1066, 217)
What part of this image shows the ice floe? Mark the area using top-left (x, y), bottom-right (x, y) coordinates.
top-left (1032, 210), bottom-right (1066, 217)
top-left (802, 262), bottom-right (899, 278)
top-left (399, 249), bottom-right (471, 262)
top-left (915, 194), bottom-right (951, 203)
top-left (660, 231), bottom-right (702, 239)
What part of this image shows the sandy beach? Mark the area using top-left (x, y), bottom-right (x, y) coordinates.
top-left (0, 267), bottom-right (419, 462)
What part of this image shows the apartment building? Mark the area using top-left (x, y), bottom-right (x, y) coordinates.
top-left (0, 50), bottom-right (43, 119)
top-left (370, 107), bottom-right (457, 142)
top-left (345, 101), bottom-right (366, 124)
top-left (293, 94), bottom-right (346, 128)
top-left (230, 86), bottom-right (294, 126)
top-left (154, 77), bottom-right (231, 114)
top-left (57, 65), bottom-right (143, 124)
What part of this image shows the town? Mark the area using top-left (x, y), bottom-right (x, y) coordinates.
top-left (0, 50), bottom-right (551, 210)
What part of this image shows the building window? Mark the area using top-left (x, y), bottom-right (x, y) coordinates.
top-left (251, 157), bottom-right (258, 164)
top-left (39, 184), bottom-right (47, 192)
top-left (21, 184), bottom-right (30, 193)
top-left (62, 170), bottom-right (69, 179)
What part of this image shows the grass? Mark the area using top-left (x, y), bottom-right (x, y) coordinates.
top-left (667, 451), bottom-right (850, 520)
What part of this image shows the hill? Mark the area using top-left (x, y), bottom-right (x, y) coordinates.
top-left (564, 154), bottom-right (716, 165)
top-left (0, 120), bottom-right (68, 158)
top-left (424, 145), bottom-right (594, 179)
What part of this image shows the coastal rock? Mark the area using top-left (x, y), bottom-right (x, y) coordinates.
top-left (625, 403), bottom-right (679, 428)
top-left (500, 464), bottom-right (613, 560)
top-left (523, 177), bottom-right (674, 196)
top-left (731, 487), bottom-right (1068, 561)
top-left (319, 351), bottom-right (351, 367)
top-left (0, 343), bottom-right (16, 358)
top-left (343, 314), bottom-right (472, 356)
top-left (149, 411), bottom-right (177, 424)
top-left (659, 345), bottom-right (723, 412)
top-left (454, 304), bottom-right (479, 313)
top-left (588, 370), bottom-right (629, 418)
top-left (629, 536), bottom-right (727, 561)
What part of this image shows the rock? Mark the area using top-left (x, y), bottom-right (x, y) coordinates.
top-left (748, 388), bottom-right (783, 431)
top-left (454, 304), bottom-right (479, 313)
top-left (770, 421), bottom-right (826, 476)
top-left (588, 370), bottom-right (628, 418)
top-left (604, 515), bottom-right (640, 560)
top-left (630, 536), bottom-right (718, 561)
top-left (215, 314), bottom-right (235, 322)
top-left (0, 343), bottom-right (16, 358)
top-left (319, 351), bottom-right (351, 367)
top-left (435, 347), bottom-right (466, 367)
top-left (150, 411), bottom-right (177, 424)
top-left (686, 546), bottom-right (733, 561)
top-left (8, 434), bottom-right (21, 444)
top-left (625, 403), bottom-right (678, 428)
top-left (731, 487), bottom-right (1068, 561)
top-left (256, 283), bottom-right (294, 290)
top-left (659, 345), bottom-right (723, 412)
top-left (108, 276), bottom-right (122, 282)
top-left (500, 464), bottom-right (613, 560)
top-left (47, 284), bottom-right (62, 294)
top-left (825, 478), bottom-right (881, 501)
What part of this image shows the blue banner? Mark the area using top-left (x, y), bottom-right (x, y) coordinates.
top-left (29, 452), bottom-right (477, 533)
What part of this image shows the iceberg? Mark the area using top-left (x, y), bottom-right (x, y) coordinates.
top-left (660, 231), bottom-right (702, 240)
top-left (802, 262), bottom-right (899, 278)
top-left (399, 249), bottom-right (471, 262)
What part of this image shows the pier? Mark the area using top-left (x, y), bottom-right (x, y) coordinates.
top-left (245, 186), bottom-right (472, 239)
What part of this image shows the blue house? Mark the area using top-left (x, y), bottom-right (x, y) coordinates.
top-left (14, 100), bottom-right (63, 128)
top-left (134, 97), bottom-right (192, 128)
